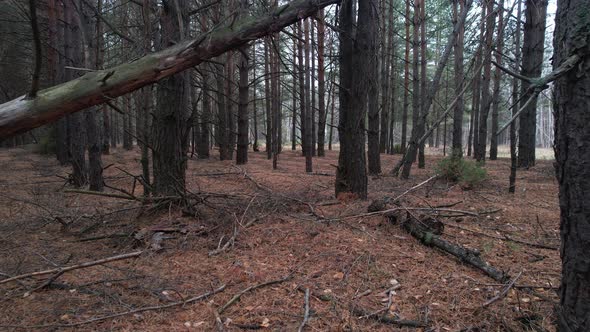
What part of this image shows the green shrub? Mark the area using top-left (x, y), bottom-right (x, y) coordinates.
top-left (435, 157), bottom-right (486, 189)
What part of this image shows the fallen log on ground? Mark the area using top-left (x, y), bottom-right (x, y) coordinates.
top-left (397, 213), bottom-right (509, 282)
top-left (0, 0), bottom-right (340, 139)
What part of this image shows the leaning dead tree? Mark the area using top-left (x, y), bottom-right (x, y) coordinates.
top-left (0, 0), bottom-right (340, 139)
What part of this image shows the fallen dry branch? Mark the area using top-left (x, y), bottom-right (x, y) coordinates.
top-left (0, 284), bottom-right (226, 330)
top-left (483, 271), bottom-right (523, 307)
top-left (400, 216), bottom-right (508, 282)
top-left (297, 288), bottom-right (311, 332)
top-left (446, 223), bottom-right (558, 250)
top-left (0, 251), bottom-right (143, 285)
top-left (217, 275), bottom-right (292, 314)
top-left (352, 307), bottom-right (428, 328)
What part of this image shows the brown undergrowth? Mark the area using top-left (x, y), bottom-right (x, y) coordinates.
top-left (0, 147), bottom-right (560, 331)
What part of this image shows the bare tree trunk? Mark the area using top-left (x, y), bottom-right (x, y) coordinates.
top-left (226, 52), bottom-right (236, 160)
top-left (401, 0), bottom-right (411, 154)
top-left (291, 33), bottom-right (298, 151)
top-left (489, 0), bottom-right (504, 160)
top-left (264, 37), bottom-right (273, 160)
top-left (367, 0), bottom-right (381, 174)
top-left (402, 0), bottom-right (421, 177)
top-left (304, 18), bottom-right (313, 172)
top-left (310, 19), bottom-right (316, 157)
top-left (328, 80), bottom-right (335, 151)
top-left (151, 1), bottom-right (189, 196)
top-left (451, 0), bottom-right (465, 159)
top-left (509, 0), bottom-right (522, 193)
top-left (79, 0), bottom-right (103, 192)
top-left (48, 0), bottom-right (68, 164)
top-left (65, 0), bottom-right (87, 187)
top-left (335, 0), bottom-right (375, 198)
top-left (517, 0), bottom-right (547, 168)
top-left (271, 32), bottom-right (280, 169)
top-left (199, 69), bottom-right (211, 158)
top-left (475, 0), bottom-right (496, 162)
top-left (297, 21), bottom-right (306, 157)
top-left (236, 0), bottom-right (250, 164)
top-left (316, 9), bottom-right (326, 157)
top-left (471, 6), bottom-right (485, 158)
top-left (252, 42), bottom-right (259, 152)
top-left (379, 0), bottom-right (393, 154)
top-left (553, 0), bottom-right (590, 327)
top-left (417, 0), bottom-right (427, 169)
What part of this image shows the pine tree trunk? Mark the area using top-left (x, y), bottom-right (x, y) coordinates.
top-left (264, 38), bottom-right (273, 160)
top-left (489, 0), bottom-right (504, 160)
top-left (335, 0), bottom-right (375, 198)
top-left (509, 0), bottom-right (522, 193)
top-left (65, 1), bottom-right (87, 187)
top-left (304, 19), bottom-right (313, 172)
top-left (236, 38), bottom-right (249, 164)
top-left (475, 0), bottom-right (496, 162)
top-left (401, 0), bottom-right (421, 178)
top-left (317, 10), bottom-right (326, 157)
top-left (471, 6), bottom-right (485, 158)
top-left (417, 0), bottom-right (427, 169)
top-left (517, 0), bottom-right (547, 168)
top-left (79, 0), bottom-right (103, 191)
top-left (367, 0), bottom-right (381, 175)
top-left (451, 0), bottom-right (465, 159)
top-left (151, 1), bottom-right (189, 196)
top-left (553, 0), bottom-right (590, 327)
top-left (401, 0), bottom-right (411, 154)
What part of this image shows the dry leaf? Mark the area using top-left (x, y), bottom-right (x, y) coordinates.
top-left (333, 272), bottom-right (344, 280)
top-left (261, 317), bottom-right (270, 328)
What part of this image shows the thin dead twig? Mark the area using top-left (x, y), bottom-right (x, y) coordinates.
top-left (0, 251), bottom-right (143, 285)
top-left (217, 275), bottom-right (292, 314)
top-left (0, 284), bottom-right (226, 330)
top-left (483, 271), bottom-right (523, 307)
top-left (297, 288), bottom-right (311, 332)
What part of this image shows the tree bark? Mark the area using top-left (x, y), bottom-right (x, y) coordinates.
top-left (489, 0), bottom-right (504, 160)
top-left (401, 0), bottom-right (411, 155)
top-left (236, 36), bottom-right (249, 165)
top-left (367, 0), bottom-right (381, 175)
top-left (65, 1), bottom-right (87, 187)
top-left (316, 10), bottom-right (326, 157)
top-left (517, 0), bottom-right (547, 168)
top-left (304, 19), bottom-right (313, 172)
top-left (335, 0), bottom-right (375, 199)
top-left (475, 0), bottom-right (497, 163)
top-left (151, 1), bottom-right (190, 196)
top-left (451, 0), bottom-right (465, 159)
top-left (417, 0), bottom-right (427, 169)
top-left (509, 0), bottom-right (522, 193)
top-left (553, 0), bottom-right (590, 328)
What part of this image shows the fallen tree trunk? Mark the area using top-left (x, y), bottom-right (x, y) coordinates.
top-left (0, 0), bottom-right (339, 139)
top-left (399, 214), bottom-right (508, 282)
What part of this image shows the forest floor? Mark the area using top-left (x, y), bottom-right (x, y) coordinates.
top-left (0, 146), bottom-right (560, 331)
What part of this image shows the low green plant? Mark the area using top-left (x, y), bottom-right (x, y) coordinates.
top-left (435, 157), bottom-right (486, 189)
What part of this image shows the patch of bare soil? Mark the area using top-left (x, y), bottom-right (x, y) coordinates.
top-left (0, 147), bottom-right (560, 331)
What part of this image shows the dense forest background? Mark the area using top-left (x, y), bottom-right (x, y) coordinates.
top-left (0, 0), bottom-right (588, 330)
